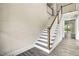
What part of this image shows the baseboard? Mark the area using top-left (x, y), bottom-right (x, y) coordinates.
top-left (5, 37), bottom-right (62, 56)
top-left (4, 46), bottom-right (33, 56)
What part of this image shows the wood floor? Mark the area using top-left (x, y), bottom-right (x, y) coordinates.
top-left (17, 36), bottom-right (79, 56)
top-left (50, 38), bottom-right (79, 56)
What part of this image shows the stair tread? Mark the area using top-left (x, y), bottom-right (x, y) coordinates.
top-left (42, 30), bottom-right (48, 32)
top-left (40, 37), bottom-right (47, 39)
top-left (36, 41), bottom-right (53, 47)
top-left (54, 33), bottom-right (57, 34)
top-left (42, 31), bottom-right (48, 33)
top-left (41, 34), bottom-right (48, 36)
top-left (40, 33), bottom-right (48, 35)
top-left (38, 38), bottom-right (48, 42)
top-left (43, 29), bottom-right (48, 31)
top-left (52, 35), bottom-right (56, 37)
top-left (51, 39), bottom-right (55, 41)
top-left (37, 38), bottom-right (55, 42)
top-left (37, 40), bottom-right (54, 44)
top-left (40, 36), bottom-right (48, 39)
top-left (35, 43), bottom-right (52, 49)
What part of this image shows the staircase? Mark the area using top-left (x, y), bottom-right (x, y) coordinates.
top-left (34, 3), bottom-right (76, 53)
top-left (35, 18), bottom-right (59, 53)
top-left (35, 27), bottom-right (58, 53)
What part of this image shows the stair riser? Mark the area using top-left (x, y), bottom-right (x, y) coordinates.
top-left (35, 41), bottom-right (53, 47)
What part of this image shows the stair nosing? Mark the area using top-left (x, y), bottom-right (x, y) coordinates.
top-left (40, 37), bottom-right (47, 39)
top-left (41, 34), bottom-right (48, 36)
top-left (35, 43), bottom-right (52, 50)
top-left (37, 40), bottom-right (54, 44)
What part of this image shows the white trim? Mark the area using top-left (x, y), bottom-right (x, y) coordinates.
top-left (62, 11), bottom-right (78, 21)
top-left (38, 38), bottom-right (48, 42)
top-left (4, 46), bottom-right (33, 56)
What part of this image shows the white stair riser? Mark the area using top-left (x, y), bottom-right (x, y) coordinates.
top-left (41, 32), bottom-right (48, 34)
top-left (37, 38), bottom-right (55, 42)
top-left (42, 30), bottom-right (48, 32)
top-left (36, 41), bottom-right (53, 47)
top-left (40, 35), bottom-right (48, 38)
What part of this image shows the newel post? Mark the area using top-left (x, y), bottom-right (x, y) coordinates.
top-left (47, 27), bottom-right (51, 50)
top-left (61, 6), bottom-right (63, 14)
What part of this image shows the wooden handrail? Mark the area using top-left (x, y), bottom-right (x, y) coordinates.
top-left (47, 3), bottom-right (73, 50)
top-left (49, 6), bottom-right (62, 30)
top-left (50, 13), bottom-right (59, 29)
top-left (47, 28), bottom-right (50, 50)
top-left (62, 3), bottom-right (73, 7)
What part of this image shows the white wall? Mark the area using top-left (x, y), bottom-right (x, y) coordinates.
top-left (75, 13), bottom-right (79, 40)
top-left (75, 4), bottom-right (79, 40)
top-left (0, 3), bottom-right (49, 55)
